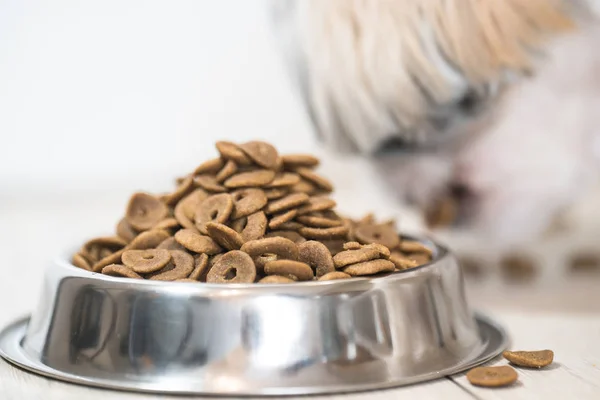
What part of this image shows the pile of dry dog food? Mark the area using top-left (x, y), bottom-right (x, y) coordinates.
top-left (71, 141), bottom-right (433, 283)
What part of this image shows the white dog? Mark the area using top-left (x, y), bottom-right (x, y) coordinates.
top-left (270, 0), bottom-right (600, 258)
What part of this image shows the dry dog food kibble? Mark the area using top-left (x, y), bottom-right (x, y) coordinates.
top-left (72, 141), bottom-right (434, 283)
top-left (466, 366), bottom-right (518, 387)
top-left (503, 350), bottom-right (554, 368)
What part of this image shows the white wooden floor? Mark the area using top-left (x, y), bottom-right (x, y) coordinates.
top-left (1, 199), bottom-right (599, 400)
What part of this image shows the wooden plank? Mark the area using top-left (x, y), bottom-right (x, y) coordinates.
top-left (450, 312), bottom-right (600, 400)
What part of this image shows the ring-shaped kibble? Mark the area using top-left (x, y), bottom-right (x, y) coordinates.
top-left (82, 236), bottom-right (128, 262)
top-left (466, 366), bottom-right (518, 387)
top-left (240, 237), bottom-right (299, 262)
top-left (342, 259), bottom-right (395, 276)
top-left (258, 275), bottom-right (296, 284)
top-left (343, 241), bottom-right (362, 250)
top-left (318, 271), bottom-right (352, 281)
top-left (153, 218), bottom-right (180, 230)
top-left (116, 218), bottom-right (138, 243)
top-left (174, 188), bottom-right (209, 230)
top-left (215, 160), bottom-right (238, 183)
top-left (298, 226), bottom-right (349, 240)
top-left (296, 215), bottom-right (343, 228)
top-left (254, 253), bottom-right (278, 272)
top-left (281, 154), bottom-right (320, 169)
top-left (231, 188), bottom-right (268, 219)
top-left (122, 249), bottom-right (172, 273)
top-left (216, 141), bottom-right (253, 166)
top-left (193, 157), bottom-right (225, 175)
top-left (129, 229), bottom-right (171, 250)
top-left (224, 169), bottom-right (276, 189)
top-left (389, 252), bottom-right (419, 270)
top-left (72, 253), bottom-right (91, 271)
top-left (206, 250), bottom-right (257, 284)
top-left (276, 221), bottom-right (303, 231)
top-left (125, 192), bottom-right (169, 231)
top-left (157, 237), bottom-right (186, 251)
top-left (266, 173), bottom-right (301, 188)
top-left (296, 168), bottom-right (333, 192)
top-left (296, 196), bottom-right (336, 215)
top-left (265, 230), bottom-right (306, 244)
top-left (407, 253), bottom-right (431, 266)
top-left (264, 260), bottom-right (314, 281)
top-left (239, 141), bottom-right (280, 170)
top-left (206, 222), bottom-right (244, 250)
top-left (102, 264), bottom-right (143, 279)
top-left (266, 193), bottom-right (309, 215)
top-left (333, 247), bottom-right (381, 268)
top-left (162, 175), bottom-right (194, 206)
top-left (174, 229), bottom-right (223, 255)
top-left (354, 224), bottom-right (400, 249)
top-left (240, 211), bottom-right (267, 242)
top-left (399, 240), bottom-right (433, 257)
top-left (194, 193), bottom-right (234, 234)
top-left (290, 180), bottom-right (317, 195)
top-left (193, 175), bottom-right (227, 193)
top-left (188, 253), bottom-right (209, 281)
top-left (264, 188), bottom-right (289, 200)
top-left (92, 250), bottom-right (125, 272)
top-left (298, 240), bottom-right (335, 278)
top-left (268, 209), bottom-right (298, 230)
top-left (502, 350), bottom-right (554, 368)
top-left (149, 250), bottom-right (195, 281)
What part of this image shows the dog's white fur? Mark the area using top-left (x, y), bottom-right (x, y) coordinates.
top-left (271, 0), bottom-right (600, 250)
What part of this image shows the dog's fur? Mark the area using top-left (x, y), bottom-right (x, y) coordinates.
top-left (270, 0), bottom-right (600, 251)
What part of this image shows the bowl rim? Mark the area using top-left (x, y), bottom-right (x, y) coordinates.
top-left (58, 235), bottom-right (451, 290)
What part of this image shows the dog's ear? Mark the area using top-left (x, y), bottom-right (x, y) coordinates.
top-left (270, 0), bottom-right (579, 156)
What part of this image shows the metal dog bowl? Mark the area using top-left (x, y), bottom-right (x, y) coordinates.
top-left (0, 237), bottom-right (507, 396)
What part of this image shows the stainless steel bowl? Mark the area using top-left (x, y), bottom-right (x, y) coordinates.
top-left (0, 237), bottom-right (507, 396)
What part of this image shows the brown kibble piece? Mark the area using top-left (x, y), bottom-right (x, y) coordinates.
top-left (216, 141), bottom-right (252, 165)
top-left (407, 253), bottom-right (431, 265)
top-left (174, 188), bottom-right (209, 230)
top-left (174, 229), bottom-right (223, 254)
top-left (296, 196), bottom-right (336, 215)
top-left (157, 237), bottom-right (186, 251)
top-left (318, 271), bottom-right (352, 281)
top-left (299, 226), bottom-right (349, 240)
top-left (194, 193), bottom-right (234, 234)
top-left (122, 249), bottom-right (172, 273)
top-left (193, 157), bottom-right (225, 175)
top-left (149, 250), bottom-right (195, 281)
top-left (92, 249), bottom-right (125, 272)
top-left (125, 192), bottom-right (169, 231)
top-left (189, 253), bottom-right (209, 281)
top-left (241, 211), bottom-right (268, 241)
top-left (215, 160), bottom-right (238, 183)
top-left (163, 176), bottom-right (194, 206)
top-left (206, 222), bottom-right (244, 250)
top-left (333, 247), bottom-right (381, 268)
top-left (116, 218), bottom-right (138, 243)
top-left (343, 242), bottom-right (362, 250)
top-left (290, 179), bottom-right (317, 195)
top-left (500, 254), bottom-right (538, 282)
top-left (266, 193), bottom-right (310, 215)
top-left (390, 252), bottom-right (419, 270)
top-left (239, 141), bottom-right (280, 170)
top-left (258, 275), bottom-right (296, 284)
top-left (298, 241), bottom-right (335, 277)
top-left (82, 236), bottom-right (127, 262)
top-left (276, 221), bottom-right (303, 231)
top-left (296, 215), bottom-right (343, 228)
top-left (154, 218), bottom-right (179, 230)
top-left (354, 224), bottom-right (400, 249)
top-left (343, 259), bottom-right (395, 276)
top-left (264, 187), bottom-right (289, 200)
top-left (466, 366), bottom-right (518, 387)
top-left (282, 154), bottom-right (320, 169)
top-left (264, 260), bottom-right (314, 281)
top-left (503, 350), bottom-right (554, 368)
top-left (101, 264), bottom-right (142, 279)
top-left (206, 250), bottom-right (257, 284)
top-left (400, 240), bottom-right (433, 257)
top-left (268, 209), bottom-right (298, 230)
top-left (129, 229), bottom-right (171, 250)
top-left (254, 253), bottom-right (278, 271)
top-left (267, 173), bottom-right (301, 188)
top-left (265, 230), bottom-right (306, 244)
top-left (296, 168), bottom-right (333, 192)
top-left (224, 169), bottom-right (276, 188)
top-left (231, 188), bottom-right (267, 219)
top-left (241, 237), bottom-right (299, 261)
top-left (72, 253), bottom-right (91, 271)
top-left (193, 175), bottom-right (227, 193)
